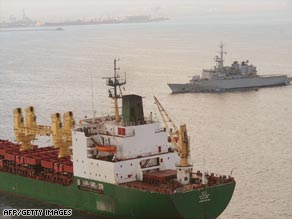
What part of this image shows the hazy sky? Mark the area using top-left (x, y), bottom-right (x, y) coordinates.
top-left (0, 0), bottom-right (291, 21)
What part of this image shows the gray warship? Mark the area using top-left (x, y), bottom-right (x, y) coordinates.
top-left (168, 43), bottom-right (292, 93)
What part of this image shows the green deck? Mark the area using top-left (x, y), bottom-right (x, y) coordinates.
top-left (0, 172), bottom-right (235, 219)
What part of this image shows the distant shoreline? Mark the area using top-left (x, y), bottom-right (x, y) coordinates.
top-left (0, 16), bottom-right (168, 29)
top-left (0, 28), bottom-right (63, 32)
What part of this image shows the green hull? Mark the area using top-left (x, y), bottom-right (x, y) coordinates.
top-left (0, 172), bottom-right (235, 219)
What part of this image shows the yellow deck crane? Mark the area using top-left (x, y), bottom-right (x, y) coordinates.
top-left (61, 111), bottom-right (75, 157)
top-left (13, 106), bottom-right (75, 158)
top-left (154, 96), bottom-right (193, 185)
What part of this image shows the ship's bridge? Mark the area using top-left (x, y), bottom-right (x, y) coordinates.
top-left (74, 116), bottom-right (169, 161)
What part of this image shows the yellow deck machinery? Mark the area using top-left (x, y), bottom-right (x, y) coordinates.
top-left (13, 106), bottom-right (75, 158)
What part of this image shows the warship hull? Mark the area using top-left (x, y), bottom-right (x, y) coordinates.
top-left (0, 171), bottom-right (235, 219)
top-left (168, 75), bottom-right (291, 93)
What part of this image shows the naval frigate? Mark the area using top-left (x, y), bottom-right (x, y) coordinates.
top-left (168, 43), bottom-right (292, 93)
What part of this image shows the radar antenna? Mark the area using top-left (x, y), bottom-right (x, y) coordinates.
top-left (103, 59), bottom-right (126, 122)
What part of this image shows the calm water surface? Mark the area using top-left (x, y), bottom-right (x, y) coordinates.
top-left (0, 14), bottom-right (292, 219)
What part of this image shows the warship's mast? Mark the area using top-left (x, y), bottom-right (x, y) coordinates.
top-left (215, 42), bottom-right (227, 69)
top-left (103, 59), bottom-right (126, 123)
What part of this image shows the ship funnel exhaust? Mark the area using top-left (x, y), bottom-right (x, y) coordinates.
top-left (122, 94), bottom-right (144, 125)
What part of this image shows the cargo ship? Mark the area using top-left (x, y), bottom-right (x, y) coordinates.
top-left (168, 43), bottom-right (292, 93)
top-left (0, 59), bottom-right (235, 219)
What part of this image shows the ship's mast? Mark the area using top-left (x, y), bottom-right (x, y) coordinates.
top-left (215, 42), bottom-right (227, 69)
top-left (103, 59), bottom-right (126, 123)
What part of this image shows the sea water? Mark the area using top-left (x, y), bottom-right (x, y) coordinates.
top-left (0, 13), bottom-right (291, 219)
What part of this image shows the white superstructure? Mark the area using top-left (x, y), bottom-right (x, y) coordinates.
top-left (72, 116), bottom-right (179, 184)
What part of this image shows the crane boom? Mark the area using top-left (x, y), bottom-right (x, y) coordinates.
top-left (154, 97), bottom-right (191, 166)
top-left (153, 96), bottom-right (179, 149)
top-left (154, 97), bottom-right (192, 185)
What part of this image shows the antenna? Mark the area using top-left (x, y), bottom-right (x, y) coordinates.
top-left (90, 72), bottom-right (96, 118)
